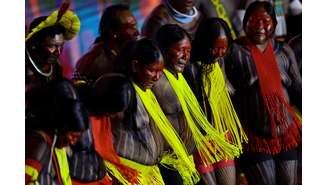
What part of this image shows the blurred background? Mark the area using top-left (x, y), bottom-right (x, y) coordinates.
top-left (25, 0), bottom-right (161, 78)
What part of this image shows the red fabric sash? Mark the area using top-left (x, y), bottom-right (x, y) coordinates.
top-left (90, 116), bottom-right (139, 184)
top-left (248, 41), bottom-right (301, 137)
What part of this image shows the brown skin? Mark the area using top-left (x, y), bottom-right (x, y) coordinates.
top-left (165, 35), bottom-right (191, 76)
top-left (210, 36), bottom-right (228, 60)
top-left (30, 33), bottom-right (65, 72)
top-left (245, 7), bottom-right (274, 52)
top-left (56, 131), bottom-right (83, 148)
top-left (75, 10), bottom-right (140, 80)
top-left (198, 25), bottom-right (237, 185)
top-left (169, 0), bottom-right (196, 13)
top-left (111, 10), bottom-right (139, 49)
top-left (132, 57), bottom-right (165, 90)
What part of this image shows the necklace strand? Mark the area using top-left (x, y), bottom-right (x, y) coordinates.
top-left (166, 0), bottom-right (198, 18)
top-left (26, 50), bottom-right (53, 77)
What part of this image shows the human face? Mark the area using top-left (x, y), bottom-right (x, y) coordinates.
top-left (56, 131), bottom-right (82, 148)
top-left (116, 10), bottom-right (139, 42)
top-left (134, 57), bottom-right (164, 90)
top-left (245, 7), bottom-right (274, 45)
top-left (40, 33), bottom-right (65, 64)
top-left (166, 36), bottom-right (191, 73)
top-left (170, 0), bottom-right (196, 13)
top-left (210, 36), bottom-right (229, 61)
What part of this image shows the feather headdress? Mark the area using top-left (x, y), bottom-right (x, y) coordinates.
top-left (26, 1), bottom-right (80, 41)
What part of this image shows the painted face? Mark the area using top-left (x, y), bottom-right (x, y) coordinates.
top-left (166, 36), bottom-right (191, 73)
top-left (116, 10), bottom-right (140, 42)
top-left (41, 33), bottom-right (65, 64)
top-left (170, 0), bottom-right (196, 13)
top-left (56, 131), bottom-right (82, 148)
top-left (210, 36), bottom-right (229, 61)
top-left (134, 57), bottom-right (165, 90)
top-left (245, 7), bottom-right (274, 45)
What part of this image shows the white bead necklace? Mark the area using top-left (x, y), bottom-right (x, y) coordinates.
top-left (26, 49), bottom-right (53, 78)
top-left (166, 0), bottom-right (198, 19)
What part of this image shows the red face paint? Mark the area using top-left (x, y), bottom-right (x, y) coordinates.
top-left (166, 36), bottom-right (191, 73)
top-left (245, 7), bottom-right (274, 45)
top-left (134, 57), bottom-right (165, 90)
top-left (211, 36), bottom-right (228, 60)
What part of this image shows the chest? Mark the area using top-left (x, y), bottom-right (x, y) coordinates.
top-left (152, 75), bottom-right (183, 114)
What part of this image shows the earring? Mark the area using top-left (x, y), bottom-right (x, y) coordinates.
top-left (113, 34), bottom-right (117, 39)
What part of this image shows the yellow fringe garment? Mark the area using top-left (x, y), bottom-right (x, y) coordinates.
top-left (54, 148), bottom-right (72, 185)
top-left (160, 152), bottom-right (198, 184)
top-left (163, 69), bottom-right (239, 167)
top-left (105, 158), bottom-right (164, 185)
top-left (133, 82), bottom-right (200, 185)
top-left (201, 63), bottom-right (248, 153)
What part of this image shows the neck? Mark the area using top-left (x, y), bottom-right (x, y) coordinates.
top-left (131, 78), bottom-right (147, 92)
top-left (106, 39), bottom-right (121, 56)
top-left (36, 130), bottom-right (56, 146)
top-left (26, 49), bottom-right (53, 77)
top-left (255, 41), bottom-right (268, 52)
top-left (166, 67), bottom-right (179, 79)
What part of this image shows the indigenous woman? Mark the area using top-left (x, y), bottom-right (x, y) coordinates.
top-left (26, 80), bottom-right (88, 185)
top-left (185, 17), bottom-right (248, 185)
top-left (225, 2), bottom-right (302, 185)
top-left (92, 38), bottom-right (199, 185)
top-left (154, 24), bottom-right (239, 185)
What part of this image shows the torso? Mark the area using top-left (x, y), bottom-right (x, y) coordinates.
top-left (152, 74), bottom-right (196, 154)
top-left (25, 131), bottom-right (61, 185)
top-left (110, 83), bottom-right (165, 165)
top-left (75, 42), bottom-right (117, 83)
top-left (226, 41), bottom-right (301, 138)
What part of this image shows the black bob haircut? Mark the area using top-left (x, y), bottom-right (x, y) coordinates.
top-left (192, 17), bottom-right (233, 63)
top-left (114, 37), bottom-right (163, 75)
top-left (155, 24), bottom-right (191, 53)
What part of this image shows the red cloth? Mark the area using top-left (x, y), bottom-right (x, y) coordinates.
top-left (90, 116), bottom-right (139, 184)
top-left (248, 41), bottom-right (301, 137)
top-left (25, 158), bottom-right (43, 183)
top-left (245, 40), bottom-right (301, 154)
top-left (193, 150), bottom-right (235, 173)
top-left (90, 116), bottom-right (120, 163)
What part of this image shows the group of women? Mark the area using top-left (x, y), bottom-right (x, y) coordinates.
top-left (25, 1), bottom-right (301, 185)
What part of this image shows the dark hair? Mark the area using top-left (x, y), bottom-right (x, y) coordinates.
top-left (27, 16), bottom-right (66, 46)
top-left (97, 4), bottom-right (130, 42)
top-left (192, 17), bottom-right (232, 64)
top-left (156, 24), bottom-right (191, 53)
top-left (26, 79), bottom-right (89, 132)
top-left (92, 74), bottom-right (131, 116)
top-left (115, 37), bottom-right (162, 75)
top-left (242, 1), bottom-right (277, 32)
top-left (55, 99), bottom-right (89, 132)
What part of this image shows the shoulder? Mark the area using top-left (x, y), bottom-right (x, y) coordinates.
top-left (152, 73), bottom-right (169, 92)
top-left (273, 39), bottom-right (295, 59)
top-left (229, 42), bottom-right (251, 61)
top-left (75, 43), bottom-right (105, 74)
top-left (141, 4), bottom-right (171, 37)
top-left (147, 4), bottom-right (170, 20)
top-left (26, 131), bottom-right (50, 164)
